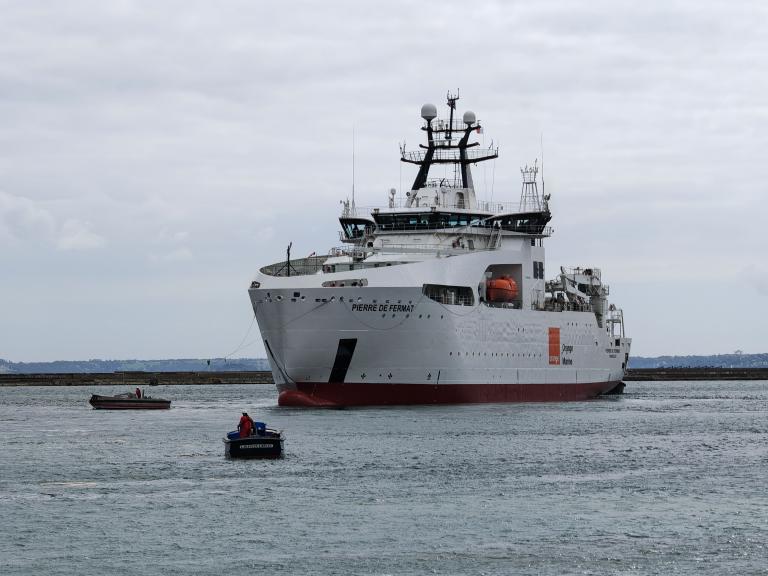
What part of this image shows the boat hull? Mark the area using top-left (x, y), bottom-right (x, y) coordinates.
top-left (278, 380), bottom-right (623, 407)
top-left (224, 436), bottom-right (283, 459)
top-left (89, 395), bottom-right (171, 410)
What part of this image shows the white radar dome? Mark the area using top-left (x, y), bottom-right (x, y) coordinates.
top-left (463, 110), bottom-right (476, 125)
top-left (421, 103), bottom-right (437, 121)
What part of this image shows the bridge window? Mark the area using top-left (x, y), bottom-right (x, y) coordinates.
top-left (373, 212), bottom-right (486, 230)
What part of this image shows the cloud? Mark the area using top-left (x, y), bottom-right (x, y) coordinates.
top-left (2, 0), bottom-right (768, 360)
top-left (0, 190), bottom-right (56, 244)
top-left (0, 192), bottom-right (105, 251)
top-left (149, 247), bottom-right (193, 263)
top-left (56, 218), bottom-right (105, 251)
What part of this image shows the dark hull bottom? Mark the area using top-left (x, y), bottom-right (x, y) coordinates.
top-left (224, 437), bottom-right (283, 459)
top-left (278, 381), bottom-right (624, 407)
top-left (89, 401), bottom-right (171, 410)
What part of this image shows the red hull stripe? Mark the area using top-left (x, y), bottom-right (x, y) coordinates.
top-left (278, 381), bottom-right (622, 407)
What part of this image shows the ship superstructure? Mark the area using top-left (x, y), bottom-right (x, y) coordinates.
top-left (249, 93), bottom-right (631, 406)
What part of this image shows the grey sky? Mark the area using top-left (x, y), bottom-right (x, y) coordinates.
top-left (1, 0), bottom-right (767, 361)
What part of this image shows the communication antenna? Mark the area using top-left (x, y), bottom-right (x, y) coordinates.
top-left (352, 124), bottom-right (356, 212)
top-left (445, 89), bottom-right (459, 142)
top-left (540, 132), bottom-right (545, 198)
top-left (286, 242), bottom-right (292, 277)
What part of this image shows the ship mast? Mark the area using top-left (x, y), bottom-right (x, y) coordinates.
top-left (519, 161), bottom-right (542, 212)
top-left (400, 91), bottom-right (498, 209)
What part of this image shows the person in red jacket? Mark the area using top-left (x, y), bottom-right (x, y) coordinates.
top-left (238, 412), bottom-right (254, 438)
top-left (135, 387), bottom-right (142, 399)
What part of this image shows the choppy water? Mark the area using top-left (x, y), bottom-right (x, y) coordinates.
top-left (0, 381), bottom-right (766, 575)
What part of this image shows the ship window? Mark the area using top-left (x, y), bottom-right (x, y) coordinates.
top-left (372, 211), bottom-right (486, 230)
top-left (340, 219), bottom-right (373, 240)
top-left (422, 284), bottom-right (475, 306)
top-left (322, 279), bottom-right (368, 288)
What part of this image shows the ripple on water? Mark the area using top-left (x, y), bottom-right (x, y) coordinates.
top-left (0, 381), bottom-right (767, 575)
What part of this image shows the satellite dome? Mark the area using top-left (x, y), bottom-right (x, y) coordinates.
top-left (463, 110), bottom-right (476, 126)
top-left (421, 103), bottom-right (437, 121)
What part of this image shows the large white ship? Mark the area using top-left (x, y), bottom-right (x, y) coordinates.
top-left (249, 93), bottom-right (631, 406)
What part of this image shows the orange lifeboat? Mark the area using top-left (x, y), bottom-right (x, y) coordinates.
top-left (486, 276), bottom-right (519, 302)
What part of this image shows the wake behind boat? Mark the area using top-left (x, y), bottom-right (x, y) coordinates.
top-left (89, 391), bottom-right (171, 410)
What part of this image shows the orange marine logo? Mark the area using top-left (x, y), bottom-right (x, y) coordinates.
top-left (548, 327), bottom-right (560, 365)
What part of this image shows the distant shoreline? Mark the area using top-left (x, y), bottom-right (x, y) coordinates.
top-left (623, 367), bottom-right (768, 381)
top-left (1, 368), bottom-right (767, 386)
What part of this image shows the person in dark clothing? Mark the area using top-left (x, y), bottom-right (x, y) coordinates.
top-left (135, 387), bottom-right (142, 399)
top-left (238, 412), bottom-right (254, 438)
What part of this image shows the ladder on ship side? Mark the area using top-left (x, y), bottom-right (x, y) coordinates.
top-left (489, 224), bottom-right (503, 249)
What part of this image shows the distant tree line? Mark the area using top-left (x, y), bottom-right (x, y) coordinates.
top-left (628, 353), bottom-right (768, 369)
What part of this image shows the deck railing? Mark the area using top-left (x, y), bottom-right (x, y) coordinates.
top-left (259, 255), bottom-right (329, 277)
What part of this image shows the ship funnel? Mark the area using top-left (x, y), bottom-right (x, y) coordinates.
top-left (463, 110), bottom-right (476, 126)
top-left (421, 103), bottom-right (437, 121)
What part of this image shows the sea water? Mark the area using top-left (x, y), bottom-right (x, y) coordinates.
top-left (0, 381), bottom-right (766, 575)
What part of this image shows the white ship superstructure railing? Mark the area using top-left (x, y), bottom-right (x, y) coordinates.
top-left (373, 222), bottom-right (553, 236)
top-left (373, 242), bottom-right (495, 255)
top-left (344, 200), bottom-right (523, 216)
top-left (258, 238), bottom-right (503, 278)
top-left (401, 147), bottom-right (498, 164)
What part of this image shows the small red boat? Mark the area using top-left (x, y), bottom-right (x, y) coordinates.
top-left (89, 392), bottom-right (171, 410)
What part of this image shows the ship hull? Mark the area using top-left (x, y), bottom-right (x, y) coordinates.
top-left (251, 285), bottom-right (631, 407)
top-left (278, 380), bottom-right (622, 407)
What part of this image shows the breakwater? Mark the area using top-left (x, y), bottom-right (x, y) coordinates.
top-left (0, 371), bottom-right (274, 386)
top-left (2, 368), bottom-right (768, 386)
